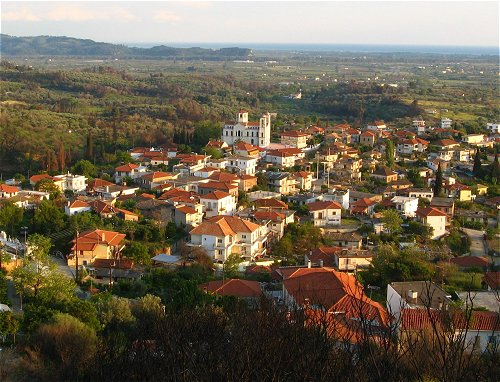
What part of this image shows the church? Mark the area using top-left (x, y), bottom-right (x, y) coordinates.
top-left (222, 110), bottom-right (271, 148)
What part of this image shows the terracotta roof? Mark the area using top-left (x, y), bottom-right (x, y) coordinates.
top-left (115, 208), bottom-right (139, 217)
top-left (115, 163), bottom-right (139, 172)
top-left (402, 308), bottom-right (500, 331)
top-left (435, 139), bottom-right (459, 147)
top-left (88, 179), bottom-right (115, 189)
top-left (308, 246), bottom-right (343, 267)
top-left (360, 131), bottom-right (376, 137)
top-left (176, 205), bottom-right (198, 215)
top-left (69, 200), bottom-right (90, 209)
top-left (416, 206), bottom-right (448, 217)
top-left (234, 141), bottom-right (260, 151)
top-left (295, 171), bottom-right (312, 178)
top-left (0, 184), bottom-right (20, 193)
top-left (267, 148), bottom-right (303, 157)
top-left (352, 198), bottom-right (377, 208)
top-left (139, 193), bottom-right (156, 200)
top-left (71, 229), bottom-right (126, 251)
top-left (201, 190), bottom-right (232, 200)
top-left (484, 272), bottom-right (500, 290)
top-left (199, 181), bottom-right (238, 192)
top-left (449, 256), bottom-right (490, 268)
top-left (346, 128), bottom-right (360, 135)
top-left (253, 210), bottom-right (286, 222)
top-left (30, 173), bottom-right (54, 183)
top-left (190, 215), bottom-right (260, 237)
top-left (373, 166), bottom-right (397, 177)
top-left (307, 200), bottom-right (342, 212)
top-left (159, 188), bottom-right (193, 200)
top-left (282, 267), bottom-right (388, 325)
top-left (140, 172), bottom-right (173, 181)
top-left (208, 172), bottom-right (239, 182)
top-left (254, 198), bottom-right (288, 209)
top-left (206, 140), bottom-right (227, 148)
top-left (199, 279), bottom-right (262, 298)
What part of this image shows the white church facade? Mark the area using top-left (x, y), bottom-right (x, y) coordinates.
top-left (222, 110), bottom-right (271, 148)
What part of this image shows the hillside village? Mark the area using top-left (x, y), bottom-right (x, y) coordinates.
top-left (1, 109), bottom-right (499, 373)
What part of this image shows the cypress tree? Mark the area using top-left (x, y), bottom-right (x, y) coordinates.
top-left (433, 163), bottom-right (443, 197)
top-left (491, 153), bottom-right (500, 183)
top-left (386, 140), bottom-right (395, 168)
top-left (473, 149), bottom-right (482, 178)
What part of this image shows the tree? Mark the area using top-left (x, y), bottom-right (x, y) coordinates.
top-left (0, 311), bottom-right (20, 343)
top-left (35, 179), bottom-right (61, 198)
top-left (385, 140), bottom-right (395, 168)
top-left (473, 149), bottom-right (482, 178)
top-left (12, 234), bottom-right (75, 302)
top-left (381, 209), bottom-right (403, 235)
top-left (433, 163), bottom-right (443, 197)
top-left (26, 313), bottom-right (97, 380)
top-left (72, 159), bottom-right (96, 178)
top-left (94, 295), bottom-right (135, 329)
top-left (203, 146), bottom-right (222, 160)
top-left (122, 242), bottom-right (151, 265)
top-left (0, 201), bottom-right (23, 237)
top-left (407, 168), bottom-right (425, 188)
top-left (490, 153), bottom-right (500, 184)
top-left (33, 200), bottom-right (66, 235)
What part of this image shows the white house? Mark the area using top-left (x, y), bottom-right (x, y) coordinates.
top-left (407, 188), bottom-right (434, 201)
top-left (441, 118), bottom-right (452, 129)
top-left (51, 173), bottom-right (87, 193)
top-left (367, 121), bottom-right (387, 131)
top-left (222, 110), bottom-right (271, 147)
top-left (0, 184), bottom-right (20, 199)
top-left (461, 134), bottom-right (485, 145)
top-left (265, 148), bottom-right (304, 167)
top-left (307, 200), bottom-right (342, 226)
top-left (189, 215), bottom-right (269, 262)
top-left (225, 155), bottom-right (257, 176)
top-left (200, 190), bottom-right (237, 218)
top-left (390, 196), bottom-right (419, 218)
top-left (114, 163), bottom-right (149, 184)
top-left (415, 206), bottom-right (447, 239)
top-left (396, 138), bottom-right (429, 155)
top-left (64, 199), bottom-right (92, 216)
top-left (486, 123), bottom-right (499, 134)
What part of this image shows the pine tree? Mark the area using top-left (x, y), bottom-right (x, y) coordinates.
top-left (473, 149), bottom-right (482, 178)
top-left (433, 163), bottom-right (443, 197)
top-left (85, 133), bottom-right (94, 160)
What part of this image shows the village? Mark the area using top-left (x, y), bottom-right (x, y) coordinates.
top-left (1, 109), bottom-right (499, 356)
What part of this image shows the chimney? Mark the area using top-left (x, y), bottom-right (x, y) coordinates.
top-left (307, 260), bottom-right (312, 269)
top-left (407, 290), bottom-right (418, 302)
top-left (105, 186), bottom-right (109, 193)
top-left (102, 232), bottom-right (106, 242)
top-left (319, 259), bottom-right (324, 268)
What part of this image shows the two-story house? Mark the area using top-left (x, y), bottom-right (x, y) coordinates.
top-left (307, 201), bottom-right (342, 226)
top-left (415, 207), bottom-right (448, 239)
top-left (68, 229), bottom-right (126, 267)
top-left (188, 216), bottom-right (269, 262)
top-left (200, 190), bottom-right (237, 218)
top-left (280, 130), bottom-right (311, 149)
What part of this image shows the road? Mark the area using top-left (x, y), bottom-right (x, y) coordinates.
top-left (461, 228), bottom-right (487, 257)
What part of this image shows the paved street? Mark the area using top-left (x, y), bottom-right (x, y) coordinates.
top-left (461, 228), bottom-right (487, 257)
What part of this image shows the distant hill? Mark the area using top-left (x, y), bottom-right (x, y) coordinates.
top-left (0, 34), bottom-right (252, 60)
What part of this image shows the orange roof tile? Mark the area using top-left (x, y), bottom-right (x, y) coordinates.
top-left (199, 279), bottom-right (262, 298)
top-left (115, 163), bottom-right (139, 172)
top-left (307, 201), bottom-right (342, 211)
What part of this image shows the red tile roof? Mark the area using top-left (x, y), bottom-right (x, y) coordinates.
top-left (402, 308), bottom-right (500, 331)
top-left (254, 198), bottom-right (288, 209)
top-left (68, 200), bottom-right (90, 209)
top-left (416, 206), bottom-right (448, 217)
top-left (30, 173), bottom-right (54, 184)
top-left (449, 256), bottom-right (490, 268)
top-left (208, 172), bottom-right (239, 182)
top-left (484, 272), bottom-right (500, 290)
top-left (115, 163), bottom-right (139, 172)
top-left (307, 200), bottom-right (342, 212)
top-left (71, 229), bottom-right (126, 251)
top-left (201, 190), bottom-right (232, 200)
top-left (283, 267), bottom-right (388, 325)
top-left (281, 130), bottom-right (310, 137)
top-left (0, 184), bottom-right (20, 193)
top-left (199, 279), bottom-right (262, 298)
top-left (190, 215), bottom-right (260, 237)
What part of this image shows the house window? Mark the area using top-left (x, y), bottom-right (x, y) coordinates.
top-left (217, 238), bottom-right (223, 244)
top-left (242, 235), bottom-right (247, 239)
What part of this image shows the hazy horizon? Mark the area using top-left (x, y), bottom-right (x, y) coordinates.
top-left (1, 1), bottom-right (498, 48)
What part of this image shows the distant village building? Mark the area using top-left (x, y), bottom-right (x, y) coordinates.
top-left (222, 110), bottom-right (271, 147)
top-left (441, 118), bottom-right (453, 129)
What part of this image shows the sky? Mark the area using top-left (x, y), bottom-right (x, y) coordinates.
top-left (1, 1), bottom-right (499, 47)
